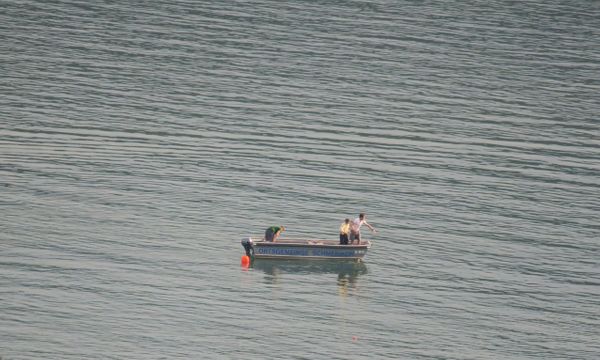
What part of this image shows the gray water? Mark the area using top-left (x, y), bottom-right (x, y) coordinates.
top-left (1, 1), bottom-right (599, 359)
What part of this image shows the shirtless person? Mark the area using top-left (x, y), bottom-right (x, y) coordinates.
top-left (349, 213), bottom-right (376, 244)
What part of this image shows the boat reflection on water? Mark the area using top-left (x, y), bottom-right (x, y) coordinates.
top-left (251, 260), bottom-right (368, 295)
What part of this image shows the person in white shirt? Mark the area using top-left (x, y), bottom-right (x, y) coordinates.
top-left (349, 213), bottom-right (376, 244)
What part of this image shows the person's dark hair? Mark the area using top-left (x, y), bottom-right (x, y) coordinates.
top-left (359, 213), bottom-right (365, 219)
top-left (345, 218), bottom-right (350, 223)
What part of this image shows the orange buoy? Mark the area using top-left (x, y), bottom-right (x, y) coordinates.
top-left (241, 255), bottom-right (250, 267)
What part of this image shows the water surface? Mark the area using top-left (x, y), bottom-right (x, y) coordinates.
top-left (1, 0), bottom-right (599, 359)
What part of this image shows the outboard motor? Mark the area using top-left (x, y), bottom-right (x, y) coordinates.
top-left (241, 237), bottom-right (254, 257)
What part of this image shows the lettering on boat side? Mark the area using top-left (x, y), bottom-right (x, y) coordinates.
top-left (257, 248), bottom-right (309, 256)
top-left (256, 247), bottom-right (361, 257)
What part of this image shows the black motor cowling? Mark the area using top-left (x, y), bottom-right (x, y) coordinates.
top-left (241, 237), bottom-right (254, 257)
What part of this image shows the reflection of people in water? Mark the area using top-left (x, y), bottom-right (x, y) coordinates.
top-left (338, 275), bottom-right (349, 297)
top-left (256, 261), bottom-right (282, 285)
top-left (337, 267), bottom-right (360, 297)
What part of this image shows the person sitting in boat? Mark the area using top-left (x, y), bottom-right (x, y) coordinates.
top-left (349, 213), bottom-right (376, 244)
top-left (339, 218), bottom-right (350, 245)
top-left (265, 225), bottom-right (285, 242)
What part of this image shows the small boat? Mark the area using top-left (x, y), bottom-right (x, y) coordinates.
top-left (241, 237), bottom-right (371, 260)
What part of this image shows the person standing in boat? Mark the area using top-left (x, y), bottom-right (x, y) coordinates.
top-left (339, 218), bottom-right (351, 245)
top-left (349, 213), bottom-right (376, 244)
top-left (265, 225), bottom-right (285, 242)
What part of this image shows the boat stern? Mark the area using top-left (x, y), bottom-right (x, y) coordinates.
top-left (241, 237), bottom-right (254, 257)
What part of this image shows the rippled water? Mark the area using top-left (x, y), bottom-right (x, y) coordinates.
top-left (2, 1), bottom-right (599, 359)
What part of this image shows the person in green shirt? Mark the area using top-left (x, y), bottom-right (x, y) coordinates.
top-left (265, 225), bottom-right (285, 242)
